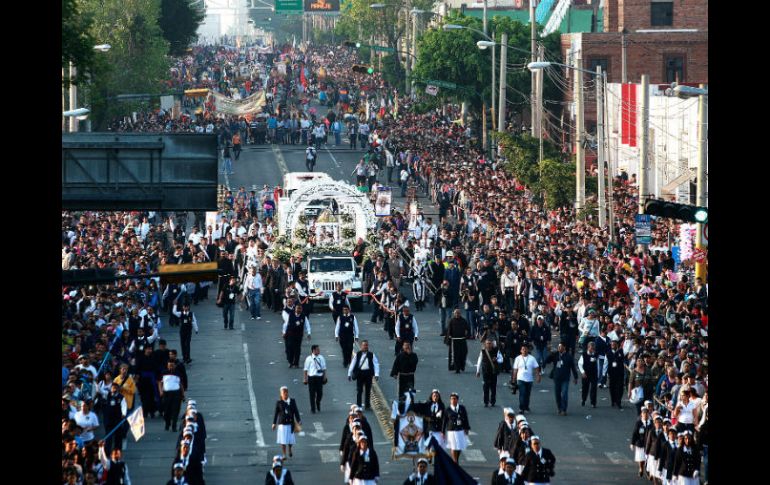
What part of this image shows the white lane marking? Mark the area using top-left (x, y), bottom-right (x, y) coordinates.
top-left (320, 449), bottom-right (340, 463)
top-left (573, 431), bottom-right (596, 449)
top-left (243, 342), bottom-right (266, 447)
top-left (272, 144), bottom-right (289, 175)
top-left (463, 449), bottom-right (487, 462)
top-left (605, 451), bottom-right (632, 465)
top-left (323, 147), bottom-right (347, 179)
top-left (310, 422), bottom-right (335, 440)
top-left (241, 323), bottom-right (245, 331)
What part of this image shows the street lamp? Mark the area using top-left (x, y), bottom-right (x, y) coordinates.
top-left (528, 60), bottom-right (596, 212)
top-left (665, 82), bottom-right (708, 281)
top-left (444, 24), bottom-right (496, 152)
top-left (66, 44), bottom-right (112, 132)
top-left (93, 44), bottom-right (112, 52)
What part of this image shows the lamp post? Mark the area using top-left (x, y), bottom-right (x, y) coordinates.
top-left (66, 44), bottom-right (111, 133)
top-left (445, 24), bottom-right (496, 152)
top-left (528, 60), bottom-right (597, 211)
top-left (668, 83), bottom-right (708, 281)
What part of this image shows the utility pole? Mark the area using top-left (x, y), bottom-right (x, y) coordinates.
top-left (638, 74), bottom-right (649, 214)
top-left (596, 65), bottom-right (606, 229)
top-left (605, 74), bottom-right (616, 243)
top-left (412, 8), bottom-right (418, 97)
top-left (530, 0), bottom-right (537, 136)
top-left (537, 44), bottom-right (544, 165)
top-left (69, 63), bottom-right (78, 133)
top-left (575, 53), bottom-right (585, 210)
top-left (621, 29), bottom-right (627, 84)
top-left (695, 84), bottom-right (708, 281)
top-left (498, 33), bottom-right (508, 135)
top-left (483, 0), bottom-right (488, 37)
top-left (404, 4), bottom-right (411, 96)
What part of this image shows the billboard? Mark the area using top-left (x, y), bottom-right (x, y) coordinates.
top-left (276, 0), bottom-right (303, 13)
top-left (304, 0), bottom-right (340, 12)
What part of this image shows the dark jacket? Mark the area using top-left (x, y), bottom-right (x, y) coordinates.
top-left (264, 469), bottom-right (294, 485)
top-left (273, 398), bottom-right (301, 426)
top-left (529, 323), bottom-right (551, 349)
top-left (520, 448), bottom-right (556, 482)
top-left (545, 351), bottom-right (578, 382)
top-left (349, 448), bottom-right (380, 480)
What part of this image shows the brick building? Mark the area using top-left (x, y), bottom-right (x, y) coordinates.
top-left (557, 0), bottom-right (708, 167)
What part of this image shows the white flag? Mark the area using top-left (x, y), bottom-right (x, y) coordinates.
top-left (127, 406), bottom-right (145, 441)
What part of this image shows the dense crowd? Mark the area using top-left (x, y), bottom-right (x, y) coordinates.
top-left (63, 38), bottom-right (708, 484)
top-left (62, 211), bottom-right (210, 485)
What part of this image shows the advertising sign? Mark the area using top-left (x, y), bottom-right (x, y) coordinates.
top-left (635, 214), bottom-right (652, 245)
top-left (304, 0), bottom-right (340, 12)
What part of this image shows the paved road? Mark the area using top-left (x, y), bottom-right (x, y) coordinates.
top-left (121, 139), bottom-right (640, 483)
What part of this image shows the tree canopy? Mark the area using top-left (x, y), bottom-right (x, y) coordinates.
top-left (159, 0), bottom-right (204, 57)
top-left (62, 0), bottom-right (96, 86)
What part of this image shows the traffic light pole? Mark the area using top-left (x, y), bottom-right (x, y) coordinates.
top-left (695, 84), bottom-right (708, 281)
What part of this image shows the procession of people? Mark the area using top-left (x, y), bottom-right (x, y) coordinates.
top-left (62, 34), bottom-right (708, 485)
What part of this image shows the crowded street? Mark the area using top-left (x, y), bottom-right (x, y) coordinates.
top-left (62, 3), bottom-right (708, 484)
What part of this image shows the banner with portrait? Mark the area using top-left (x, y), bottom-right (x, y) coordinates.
top-left (395, 412), bottom-right (428, 458)
top-left (375, 187), bottom-right (391, 217)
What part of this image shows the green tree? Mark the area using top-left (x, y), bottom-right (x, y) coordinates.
top-left (159, 0), bottom-right (204, 56)
top-left (497, 132), bottom-right (562, 187)
top-left (62, 0), bottom-right (96, 86)
top-left (538, 157), bottom-right (575, 209)
top-left (82, 0), bottom-right (171, 129)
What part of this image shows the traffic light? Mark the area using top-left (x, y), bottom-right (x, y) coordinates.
top-left (643, 199), bottom-right (708, 223)
top-left (352, 64), bottom-right (374, 74)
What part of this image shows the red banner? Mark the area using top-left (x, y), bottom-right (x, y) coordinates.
top-left (621, 83), bottom-right (637, 147)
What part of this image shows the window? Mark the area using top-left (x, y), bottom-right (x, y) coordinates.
top-left (587, 58), bottom-right (609, 78)
top-left (664, 56), bottom-right (685, 83)
top-left (651, 2), bottom-right (674, 26)
top-left (310, 259), bottom-right (354, 273)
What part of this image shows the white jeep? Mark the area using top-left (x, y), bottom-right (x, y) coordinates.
top-left (306, 254), bottom-right (364, 311)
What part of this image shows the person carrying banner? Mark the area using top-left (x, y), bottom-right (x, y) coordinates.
top-left (98, 441), bottom-right (132, 485)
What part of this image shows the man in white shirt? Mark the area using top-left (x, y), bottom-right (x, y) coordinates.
top-left (74, 400), bottom-right (100, 444)
top-left (159, 360), bottom-right (184, 431)
top-left (244, 266), bottom-right (263, 320)
top-left (512, 345), bottom-right (541, 414)
top-left (187, 226), bottom-right (202, 246)
top-left (75, 355), bottom-right (98, 379)
top-left (348, 340), bottom-right (380, 410)
top-left (303, 344), bottom-right (327, 413)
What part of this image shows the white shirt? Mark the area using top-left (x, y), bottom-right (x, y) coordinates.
top-left (188, 231), bottom-right (202, 246)
top-left (476, 349), bottom-right (504, 373)
top-left (348, 351), bottom-right (380, 377)
top-left (244, 272), bottom-right (263, 291)
top-left (395, 315), bottom-right (419, 339)
top-left (282, 313), bottom-right (312, 336)
top-left (513, 354), bottom-right (539, 382)
top-left (162, 374), bottom-right (182, 391)
top-left (676, 400), bottom-right (697, 424)
top-left (74, 410), bottom-right (100, 442)
top-left (303, 354), bottom-right (327, 377)
top-left (335, 316), bottom-right (359, 339)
